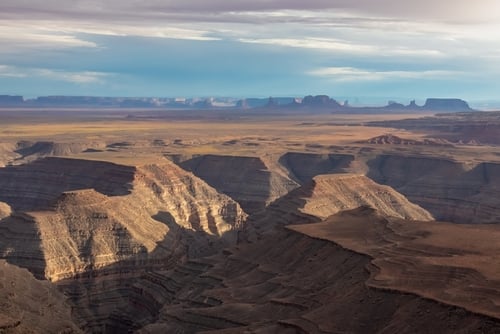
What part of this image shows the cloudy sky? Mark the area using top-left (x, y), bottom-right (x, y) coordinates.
top-left (1, 0), bottom-right (499, 104)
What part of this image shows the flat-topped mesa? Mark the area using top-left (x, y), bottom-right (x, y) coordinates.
top-left (423, 98), bottom-right (472, 111)
top-left (15, 140), bottom-right (106, 161)
top-left (301, 94), bottom-right (342, 108)
top-left (0, 157), bottom-right (135, 211)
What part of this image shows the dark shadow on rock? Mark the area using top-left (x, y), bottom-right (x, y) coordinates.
top-left (366, 154), bottom-right (500, 223)
top-left (179, 155), bottom-right (272, 214)
top-left (0, 212), bottom-right (46, 279)
top-left (278, 152), bottom-right (354, 184)
top-left (15, 141), bottom-right (55, 159)
top-left (0, 157), bottom-right (135, 211)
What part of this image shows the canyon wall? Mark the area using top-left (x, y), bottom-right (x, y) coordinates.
top-left (367, 155), bottom-right (500, 223)
top-left (179, 154), bottom-right (298, 214)
top-left (0, 157), bottom-right (247, 332)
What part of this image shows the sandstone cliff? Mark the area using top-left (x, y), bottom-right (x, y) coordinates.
top-left (178, 154), bottom-right (299, 214)
top-left (176, 153), bottom-right (356, 215)
top-left (0, 157), bottom-right (247, 332)
top-left (367, 155), bottom-right (500, 223)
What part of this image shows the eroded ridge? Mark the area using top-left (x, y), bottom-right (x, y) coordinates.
top-left (290, 206), bottom-right (500, 320)
top-left (0, 157), bottom-right (248, 332)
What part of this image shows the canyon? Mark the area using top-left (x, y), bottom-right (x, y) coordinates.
top-left (1, 108), bottom-right (500, 333)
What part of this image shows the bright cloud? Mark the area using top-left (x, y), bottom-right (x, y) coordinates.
top-left (0, 0), bottom-right (499, 99)
top-left (0, 65), bottom-right (111, 84)
top-left (308, 67), bottom-right (463, 82)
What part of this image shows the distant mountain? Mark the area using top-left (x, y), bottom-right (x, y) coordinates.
top-left (423, 98), bottom-right (472, 111)
top-left (0, 94), bottom-right (476, 112)
top-left (0, 95), bottom-right (24, 105)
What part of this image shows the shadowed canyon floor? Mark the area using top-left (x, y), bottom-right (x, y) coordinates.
top-left (2, 109), bottom-right (500, 332)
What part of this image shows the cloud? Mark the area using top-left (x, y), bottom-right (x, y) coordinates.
top-left (0, 65), bottom-right (111, 84)
top-left (0, 22), bottom-right (97, 52)
top-left (238, 37), bottom-right (377, 53)
top-left (308, 67), bottom-right (461, 81)
top-left (1, 0), bottom-right (499, 22)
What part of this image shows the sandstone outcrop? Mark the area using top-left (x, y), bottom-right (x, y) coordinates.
top-left (0, 142), bottom-right (17, 167)
top-left (0, 260), bottom-right (81, 333)
top-left (0, 201), bottom-right (11, 219)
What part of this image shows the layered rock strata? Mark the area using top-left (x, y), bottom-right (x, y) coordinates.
top-left (291, 206), bottom-right (500, 321)
top-left (367, 155), bottom-right (500, 223)
top-left (0, 157), bottom-right (247, 332)
top-left (134, 224), bottom-right (500, 333)
top-left (179, 154), bottom-right (299, 214)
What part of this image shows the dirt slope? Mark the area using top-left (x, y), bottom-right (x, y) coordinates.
top-left (291, 206), bottom-right (500, 320)
top-left (0, 260), bottom-right (81, 333)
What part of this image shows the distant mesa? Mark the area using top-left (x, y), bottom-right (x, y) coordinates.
top-left (386, 101), bottom-right (406, 109)
top-left (0, 94), bottom-right (475, 112)
top-left (302, 94), bottom-right (342, 108)
top-left (0, 95), bottom-right (24, 105)
top-left (423, 98), bottom-right (472, 111)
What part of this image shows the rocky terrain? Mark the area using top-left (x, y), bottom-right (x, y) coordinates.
top-left (0, 260), bottom-right (81, 333)
top-left (362, 134), bottom-right (453, 146)
top-left (2, 108), bottom-right (500, 333)
top-left (177, 154), bottom-right (298, 214)
top-left (0, 157), bottom-right (246, 332)
top-left (133, 220), bottom-right (500, 333)
top-left (292, 206), bottom-right (500, 320)
top-left (367, 155), bottom-right (500, 223)
top-left (368, 111), bottom-right (500, 145)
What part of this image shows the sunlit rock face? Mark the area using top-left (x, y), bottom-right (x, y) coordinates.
top-left (0, 157), bottom-right (247, 332)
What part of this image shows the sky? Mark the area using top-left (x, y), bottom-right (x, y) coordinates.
top-left (1, 0), bottom-right (500, 104)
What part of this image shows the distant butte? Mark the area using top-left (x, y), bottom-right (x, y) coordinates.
top-left (0, 94), bottom-right (475, 112)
